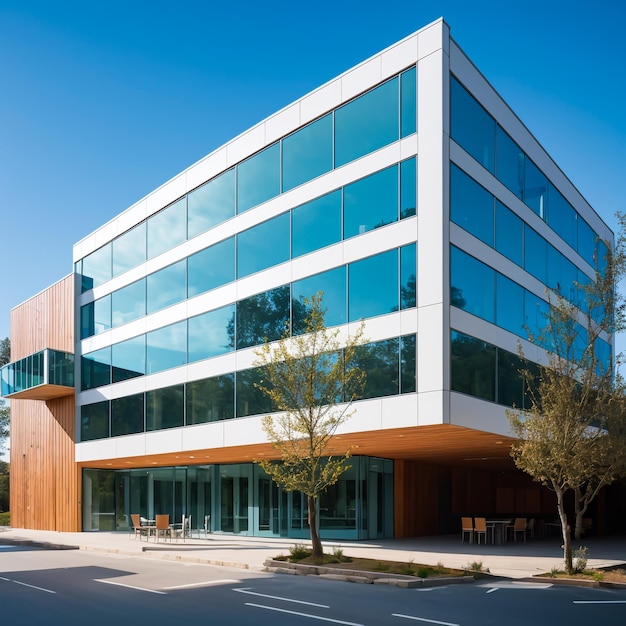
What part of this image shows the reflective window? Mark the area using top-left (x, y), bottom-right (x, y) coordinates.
top-left (400, 243), bottom-right (416, 309)
top-left (237, 213), bottom-right (290, 278)
top-left (186, 374), bottom-right (235, 424)
top-left (188, 237), bottom-right (235, 298)
top-left (354, 338), bottom-right (399, 399)
top-left (497, 350), bottom-right (525, 408)
top-left (111, 393), bottom-right (144, 437)
top-left (146, 321), bottom-right (187, 374)
top-left (524, 291), bottom-right (550, 344)
top-left (188, 304), bottom-right (235, 363)
top-left (111, 279), bottom-right (146, 327)
top-left (236, 286), bottom-right (290, 349)
top-left (81, 244), bottom-right (112, 292)
top-left (147, 197), bottom-right (187, 259)
top-left (282, 114), bottom-right (332, 192)
top-left (335, 77), bottom-right (399, 167)
top-left (495, 127), bottom-right (524, 200)
top-left (237, 143), bottom-right (280, 213)
top-left (524, 226), bottom-right (547, 284)
top-left (401, 67), bottom-right (416, 137)
top-left (495, 202), bottom-right (523, 266)
top-left (112, 335), bottom-right (145, 383)
top-left (291, 191), bottom-right (342, 258)
top-left (147, 260), bottom-right (187, 314)
top-left (146, 384), bottom-right (184, 431)
top-left (292, 267), bottom-right (346, 333)
top-left (450, 77), bottom-right (495, 173)
top-left (81, 401), bottom-right (109, 441)
top-left (349, 249), bottom-right (398, 320)
top-left (81, 347), bottom-right (111, 390)
top-left (400, 157), bottom-right (416, 218)
top-left (80, 294), bottom-right (112, 339)
top-left (236, 366), bottom-right (275, 417)
top-left (450, 330), bottom-right (496, 401)
top-left (523, 158), bottom-right (547, 219)
top-left (496, 273), bottom-right (525, 336)
top-left (400, 334), bottom-right (416, 393)
top-left (577, 217), bottom-right (596, 267)
top-left (344, 166), bottom-right (398, 239)
top-left (547, 182), bottom-right (577, 250)
top-left (450, 164), bottom-right (494, 246)
top-left (450, 246), bottom-right (495, 323)
top-left (113, 222), bottom-right (146, 277)
top-left (188, 169), bottom-right (236, 238)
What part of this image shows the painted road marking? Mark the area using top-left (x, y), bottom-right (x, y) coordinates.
top-left (245, 602), bottom-right (363, 625)
top-left (392, 615), bottom-right (459, 625)
top-left (94, 579), bottom-right (166, 594)
top-left (0, 577), bottom-right (56, 594)
top-left (164, 579), bottom-right (240, 590)
top-left (234, 587), bottom-right (329, 607)
top-left (574, 600), bottom-right (626, 604)
top-left (482, 582), bottom-right (553, 591)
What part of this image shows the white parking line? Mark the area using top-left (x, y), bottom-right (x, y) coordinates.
top-left (234, 587), bottom-right (329, 607)
top-left (94, 579), bottom-right (166, 594)
top-left (245, 602), bottom-right (363, 625)
top-left (392, 614), bottom-right (460, 625)
top-left (164, 579), bottom-right (240, 589)
top-left (573, 600), bottom-right (626, 604)
top-left (6, 579), bottom-right (56, 594)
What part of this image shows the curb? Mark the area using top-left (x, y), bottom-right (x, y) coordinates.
top-left (528, 576), bottom-right (626, 590)
top-left (263, 559), bottom-right (475, 588)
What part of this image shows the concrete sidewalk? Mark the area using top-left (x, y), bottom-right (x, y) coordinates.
top-left (1, 526), bottom-right (625, 580)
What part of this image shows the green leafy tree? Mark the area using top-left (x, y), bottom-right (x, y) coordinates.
top-left (253, 293), bottom-right (366, 561)
top-left (0, 337), bottom-right (9, 367)
top-left (0, 461), bottom-right (8, 513)
top-left (0, 402), bottom-right (8, 455)
top-left (509, 215), bottom-right (626, 574)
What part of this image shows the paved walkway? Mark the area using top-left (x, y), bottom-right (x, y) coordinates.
top-left (1, 526), bottom-right (625, 580)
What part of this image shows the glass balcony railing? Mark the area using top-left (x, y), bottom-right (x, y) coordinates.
top-left (0, 349), bottom-right (74, 400)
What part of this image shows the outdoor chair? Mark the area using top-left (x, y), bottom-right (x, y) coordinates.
top-left (461, 516), bottom-right (473, 543)
top-left (155, 514), bottom-right (172, 542)
top-left (130, 513), bottom-right (148, 541)
top-left (473, 517), bottom-right (493, 544)
top-left (526, 518), bottom-right (535, 539)
top-left (173, 515), bottom-right (191, 542)
top-left (204, 514), bottom-right (212, 537)
top-left (507, 517), bottom-right (527, 542)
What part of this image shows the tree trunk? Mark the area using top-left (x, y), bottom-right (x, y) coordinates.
top-left (556, 487), bottom-right (573, 573)
top-left (308, 495), bottom-right (323, 561)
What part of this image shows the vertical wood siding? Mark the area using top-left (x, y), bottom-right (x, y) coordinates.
top-left (9, 275), bottom-right (78, 531)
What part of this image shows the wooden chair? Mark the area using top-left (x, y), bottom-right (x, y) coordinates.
top-left (461, 517), bottom-right (474, 543)
top-left (474, 517), bottom-right (493, 544)
top-left (155, 514), bottom-right (172, 542)
top-left (507, 517), bottom-right (527, 542)
top-left (130, 513), bottom-right (148, 541)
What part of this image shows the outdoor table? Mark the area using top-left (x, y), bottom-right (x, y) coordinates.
top-left (486, 519), bottom-right (512, 545)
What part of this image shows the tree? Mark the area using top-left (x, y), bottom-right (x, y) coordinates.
top-left (508, 215), bottom-right (626, 574)
top-left (0, 461), bottom-right (8, 513)
top-left (0, 401), bottom-right (9, 456)
top-left (253, 293), bottom-right (366, 561)
top-left (0, 337), bottom-right (9, 367)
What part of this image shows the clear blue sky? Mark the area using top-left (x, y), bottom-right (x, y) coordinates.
top-left (1, 0), bottom-right (625, 347)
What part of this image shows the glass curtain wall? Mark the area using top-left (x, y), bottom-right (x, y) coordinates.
top-left (82, 457), bottom-right (392, 540)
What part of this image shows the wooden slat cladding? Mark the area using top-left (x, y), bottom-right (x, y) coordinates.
top-left (10, 396), bottom-right (79, 530)
top-left (9, 274), bottom-right (74, 360)
top-left (9, 275), bottom-right (78, 531)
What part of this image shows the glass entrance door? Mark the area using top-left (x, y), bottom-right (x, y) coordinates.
top-left (218, 464), bottom-right (251, 534)
top-left (256, 468), bottom-right (280, 536)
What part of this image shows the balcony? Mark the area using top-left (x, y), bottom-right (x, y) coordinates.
top-left (1, 349), bottom-right (75, 400)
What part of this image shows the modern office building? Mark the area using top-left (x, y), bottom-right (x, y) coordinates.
top-left (1, 18), bottom-right (617, 538)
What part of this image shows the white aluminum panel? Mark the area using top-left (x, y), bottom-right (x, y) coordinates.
top-left (417, 389), bottom-right (447, 425)
top-left (341, 57), bottom-right (383, 103)
top-left (299, 78), bottom-right (342, 126)
top-left (75, 438), bottom-right (118, 462)
top-left (187, 352), bottom-right (238, 382)
top-left (226, 125), bottom-right (267, 168)
top-left (449, 392), bottom-right (513, 437)
top-left (417, 17), bottom-right (447, 60)
top-left (360, 313), bottom-right (402, 343)
top-left (145, 428), bottom-right (184, 455)
top-left (115, 433), bottom-right (147, 458)
top-left (381, 393), bottom-right (418, 429)
top-left (223, 415), bottom-right (267, 447)
top-left (186, 282), bottom-right (237, 318)
top-left (290, 246), bottom-right (345, 283)
top-left (337, 398), bottom-right (383, 433)
top-left (418, 303), bottom-right (445, 394)
top-left (185, 148), bottom-right (229, 193)
top-left (265, 102), bottom-right (301, 145)
top-left (181, 421), bottom-right (226, 451)
top-left (381, 34), bottom-right (418, 78)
